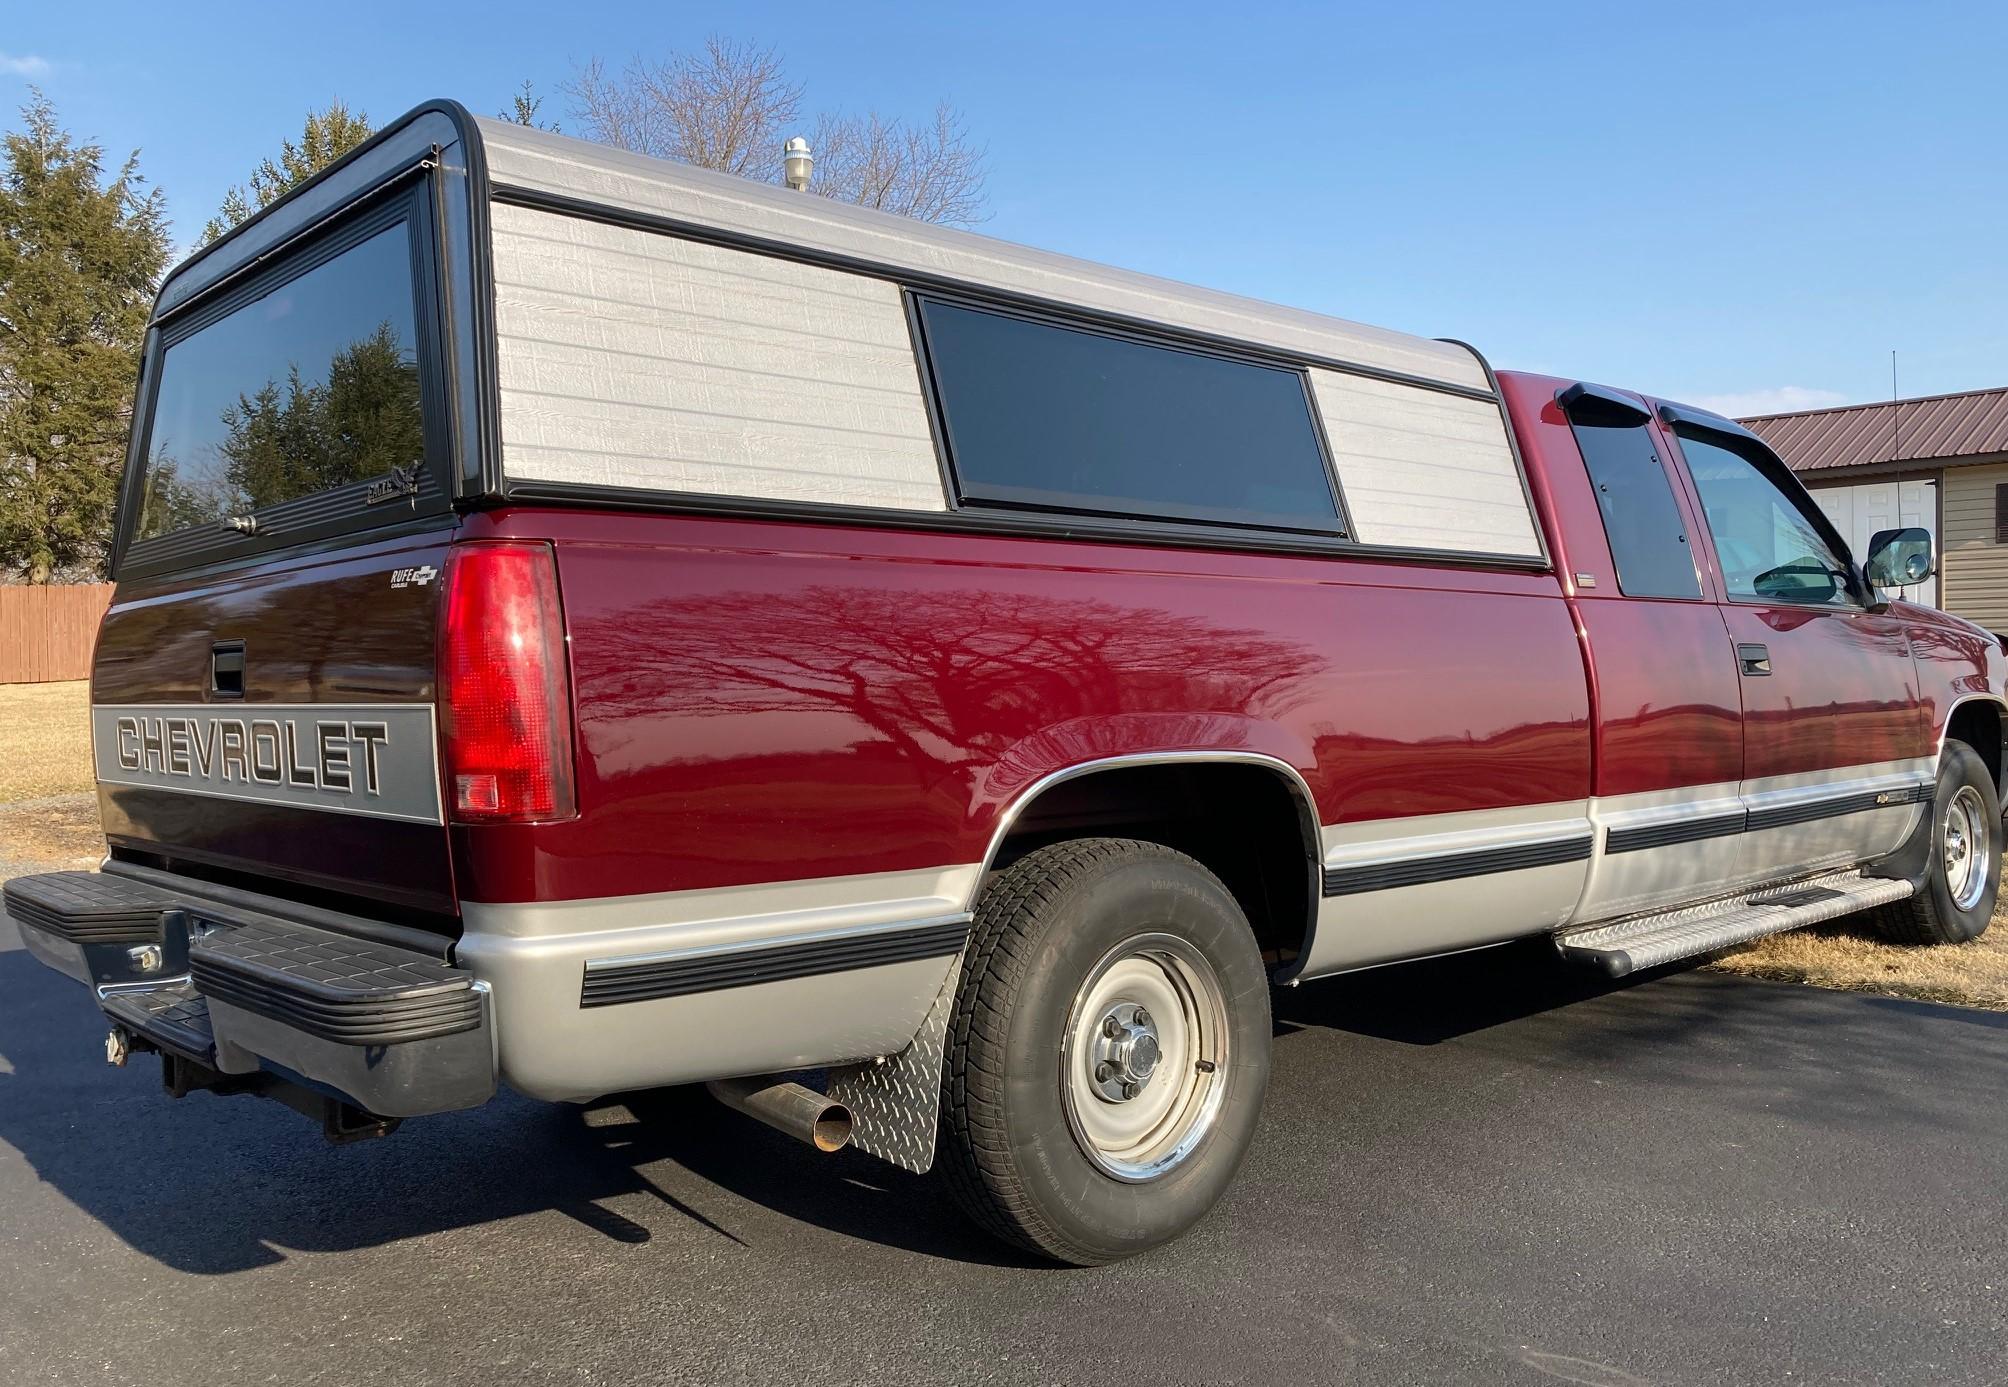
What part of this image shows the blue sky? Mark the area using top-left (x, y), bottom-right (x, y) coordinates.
top-left (4, 0), bottom-right (2003, 415)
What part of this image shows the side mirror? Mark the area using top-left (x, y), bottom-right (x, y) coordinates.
top-left (1864, 527), bottom-right (1934, 590)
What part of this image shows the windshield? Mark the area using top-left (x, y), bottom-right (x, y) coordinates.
top-left (136, 221), bottom-right (424, 542)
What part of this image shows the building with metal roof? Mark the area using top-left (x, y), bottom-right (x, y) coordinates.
top-left (1743, 386), bottom-right (2008, 631)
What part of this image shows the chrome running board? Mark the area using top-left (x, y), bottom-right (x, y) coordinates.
top-left (1556, 869), bottom-right (1912, 978)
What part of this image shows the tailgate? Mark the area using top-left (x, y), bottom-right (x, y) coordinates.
top-left (93, 532), bottom-right (455, 918)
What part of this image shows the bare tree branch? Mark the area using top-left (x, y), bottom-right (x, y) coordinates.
top-left (811, 103), bottom-right (987, 226)
top-left (563, 38), bottom-right (801, 178)
top-left (561, 56), bottom-right (668, 156)
top-left (563, 41), bottom-right (988, 225)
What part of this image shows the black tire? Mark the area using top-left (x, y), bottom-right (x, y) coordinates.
top-left (1865, 740), bottom-right (2000, 945)
top-left (939, 838), bottom-right (1271, 1265)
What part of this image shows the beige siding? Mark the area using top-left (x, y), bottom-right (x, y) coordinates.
top-left (490, 195), bottom-right (1543, 557)
top-left (1308, 370), bottom-right (1540, 557)
top-left (1939, 463), bottom-right (2008, 631)
top-left (491, 202), bottom-right (949, 510)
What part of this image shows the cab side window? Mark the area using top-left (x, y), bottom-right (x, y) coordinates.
top-left (1567, 414), bottom-right (1702, 599)
top-left (1677, 431), bottom-right (1858, 608)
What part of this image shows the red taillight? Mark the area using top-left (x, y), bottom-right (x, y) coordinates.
top-left (439, 541), bottom-right (576, 823)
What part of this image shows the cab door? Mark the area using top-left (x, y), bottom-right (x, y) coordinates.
top-left (1659, 411), bottom-right (1931, 886)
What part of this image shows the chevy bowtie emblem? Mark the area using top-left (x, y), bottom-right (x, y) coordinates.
top-left (390, 565), bottom-right (438, 589)
top-left (1875, 792), bottom-right (1894, 805)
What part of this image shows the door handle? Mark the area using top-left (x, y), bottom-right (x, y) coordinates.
top-left (211, 640), bottom-right (245, 698)
top-left (1737, 643), bottom-right (1771, 677)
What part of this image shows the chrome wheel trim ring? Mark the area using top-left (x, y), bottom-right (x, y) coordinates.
top-left (1943, 783), bottom-right (1991, 913)
top-left (1059, 931), bottom-right (1230, 1183)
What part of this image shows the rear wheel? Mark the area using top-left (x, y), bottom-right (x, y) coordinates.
top-left (940, 838), bottom-right (1271, 1265)
top-left (1867, 740), bottom-right (2000, 945)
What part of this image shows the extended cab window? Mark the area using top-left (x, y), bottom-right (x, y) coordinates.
top-left (1567, 414), bottom-right (1702, 599)
top-left (916, 297), bottom-right (1343, 533)
top-left (135, 216), bottom-right (427, 544)
top-left (1677, 431), bottom-right (1857, 608)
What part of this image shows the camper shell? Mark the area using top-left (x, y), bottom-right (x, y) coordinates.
top-left (121, 101), bottom-right (1544, 580)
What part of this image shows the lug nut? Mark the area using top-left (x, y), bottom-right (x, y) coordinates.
top-left (1122, 1080), bottom-right (1141, 1099)
top-left (1095, 1063), bottom-right (1114, 1084)
top-left (1103, 1016), bottom-right (1123, 1039)
top-left (1134, 1008), bottom-right (1151, 1030)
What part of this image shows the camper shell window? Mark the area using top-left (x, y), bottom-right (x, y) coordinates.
top-left (913, 296), bottom-right (1348, 534)
top-left (122, 184), bottom-right (447, 572)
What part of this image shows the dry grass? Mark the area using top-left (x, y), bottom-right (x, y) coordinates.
top-left (0, 680), bottom-right (93, 801)
top-left (1707, 908), bottom-right (2008, 1010)
top-left (0, 793), bottom-right (103, 869)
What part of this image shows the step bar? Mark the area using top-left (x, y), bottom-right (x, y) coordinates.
top-left (1555, 869), bottom-right (1912, 978)
top-left (5, 869), bottom-right (494, 1120)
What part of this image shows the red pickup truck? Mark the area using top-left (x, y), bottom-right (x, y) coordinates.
top-left (8, 102), bottom-right (1999, 1266)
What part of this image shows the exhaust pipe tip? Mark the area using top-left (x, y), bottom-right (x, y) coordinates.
top-left (707, 1077), bottom-right (853, 1153)
top-left (809, 1106), bottom-right (853, 1153)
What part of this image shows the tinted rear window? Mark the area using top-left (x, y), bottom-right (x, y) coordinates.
top-left (136, 222), bottom-right (424, 541)
top-left (917, 298), bottom-right (1342, 533)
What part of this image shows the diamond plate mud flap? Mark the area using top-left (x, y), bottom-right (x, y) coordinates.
top-left (826, 954), bottom-right (962, 1174)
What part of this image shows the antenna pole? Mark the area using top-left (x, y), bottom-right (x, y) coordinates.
top-left (1891, 350), bottom-right (1900, 462)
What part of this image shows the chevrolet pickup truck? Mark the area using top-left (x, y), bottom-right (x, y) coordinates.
top-left (7, 101), bottom-right (1999, 1266)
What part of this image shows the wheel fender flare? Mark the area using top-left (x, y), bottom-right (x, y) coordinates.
top-left (966, 716), bottom-right (1325, 960)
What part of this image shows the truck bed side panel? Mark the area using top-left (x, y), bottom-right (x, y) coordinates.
top-left (451, 508), bottom-right (1591, 907)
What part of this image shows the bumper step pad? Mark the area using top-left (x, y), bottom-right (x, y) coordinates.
top-left (183, 913), bottom-right (494, 1118)
top-left (189, 918), bottom-right (482, 1047)
top-left (3, 870), bottom-right (172, 945)
top-left (1557, 869), bottom-right (1913, 977)
top-left (101, 981), bottom-right (217, 1066)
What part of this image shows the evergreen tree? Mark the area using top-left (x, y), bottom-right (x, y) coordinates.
top-left (201, 101), bottom-right (373, 244)
top-left (500, 81), bottom-right (558, 131)
top-left (214, 322), bottom-right (421, 510)
top-left (0, 92), bottom-right (169, 582)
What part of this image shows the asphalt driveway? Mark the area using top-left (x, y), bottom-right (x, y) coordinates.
top-left (1, 902), bottom-right (2003, 1386)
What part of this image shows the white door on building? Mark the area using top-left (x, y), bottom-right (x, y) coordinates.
top-left (1814, 479), bottom-right (1938, 606)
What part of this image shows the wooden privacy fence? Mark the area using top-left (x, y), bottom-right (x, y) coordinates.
top-left (0, 584), bottom-right (115, 684)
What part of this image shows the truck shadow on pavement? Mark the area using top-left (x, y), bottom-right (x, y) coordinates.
top-left (1272, 937), bottom-right (1653, 1045)
top-left (3, 933), bottom-right (2002, 1276)
top-left (0, 942), bottom-right (1039, 1274)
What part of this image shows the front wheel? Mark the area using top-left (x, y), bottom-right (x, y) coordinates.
top-left (939, 839), bottom-right (1272, 1265)
top-left (1867, 740), bottom-right (2000, 945)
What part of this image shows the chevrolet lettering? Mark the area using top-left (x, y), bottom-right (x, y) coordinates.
top-left (8, 101), bottom-right (2001, 1268)
top-left (91, 705), bottom-right (441, 823)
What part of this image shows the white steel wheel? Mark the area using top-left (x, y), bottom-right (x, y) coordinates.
top-left (940, 838), bottom-right (1273, 1265)
top-left (1060, 933), bottom-right (1230, 1182)
top-left (1942, 783), bottom-right (1992, 913)
top-left (1865, 740), bottom-right (2000, 946)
